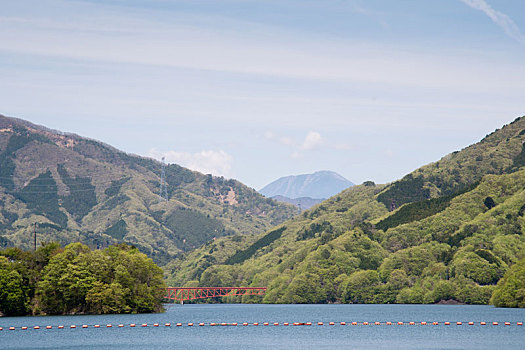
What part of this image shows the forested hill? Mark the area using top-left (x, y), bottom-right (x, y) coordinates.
top-left (166, 116), bottom-right (525, 305)
top-left (0, 114), bottom-right (296, 264)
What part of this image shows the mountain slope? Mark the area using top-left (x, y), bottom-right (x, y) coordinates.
top-left (259, 171), bottom-right (354, 199)
top-left (168, 116), bottom-right (525, 305)
top-left (0, 114), bottom-right (296, 264)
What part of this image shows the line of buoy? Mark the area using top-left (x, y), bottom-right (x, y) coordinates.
top-left (1, 321), bottom-right (523, 330)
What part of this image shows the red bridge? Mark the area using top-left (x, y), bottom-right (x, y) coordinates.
top-left (164, 287), bottom-right (267, 302)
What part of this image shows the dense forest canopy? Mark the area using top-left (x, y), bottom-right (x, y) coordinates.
top-left (0, 243), bottom-right (165, 316)
top-left (166, 116), bottom-right (525, 308)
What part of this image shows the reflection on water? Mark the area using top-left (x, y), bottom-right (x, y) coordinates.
top-left (1, 304), bottom-right (524, 349)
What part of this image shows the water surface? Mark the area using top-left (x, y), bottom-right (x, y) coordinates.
top-left (1, 304), bottom-right (524, 349)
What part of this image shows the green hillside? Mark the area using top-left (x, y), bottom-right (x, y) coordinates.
top-left (168, 116), bottom-right (525, 305)
top-left (0, 115), bottom-right (296, 265)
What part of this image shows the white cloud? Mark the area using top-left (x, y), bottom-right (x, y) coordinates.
top-left (148, 148), bottom-right (233, 177)
top-left (460, 0), bottom-right (525, 44)
top-left (301, 131), bottom-right (323, 150)
top-left (264, 130), bottom-right (324, 157)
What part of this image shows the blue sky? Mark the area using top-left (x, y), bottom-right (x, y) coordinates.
top-left (1, 0), bottom-right (524, 189)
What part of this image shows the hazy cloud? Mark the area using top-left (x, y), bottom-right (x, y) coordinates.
top-left (460, 0), bottom-right (525, 44)
top-left (148, 148), bottom-right (233, 177)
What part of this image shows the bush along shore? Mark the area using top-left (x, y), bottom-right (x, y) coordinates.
top-left (0, 242), bottom-right (166, 316)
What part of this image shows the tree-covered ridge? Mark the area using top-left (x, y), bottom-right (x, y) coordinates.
top-left (0, 114), bottom-right (296, 264)
top-left (490, 257), bottom-right (525, 308)
top-left (165, 183), bottom-right (388, 287)
top-left (168, 116), bottom-right (525, 307)
top-left (377, 116), bottom-right (525, 209)
top-left (0, 243), bottom-right (165, 316)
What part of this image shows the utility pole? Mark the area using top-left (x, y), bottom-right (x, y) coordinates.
top-left (159, 157), bottom-right (168, 202)
top-left (33, 223), bottom-right (37, 251)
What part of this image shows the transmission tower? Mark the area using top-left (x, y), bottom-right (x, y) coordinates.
top-left (159, 157), bottom-right (168, 202)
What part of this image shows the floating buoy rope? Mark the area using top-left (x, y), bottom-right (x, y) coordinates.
top-left (1, 321), bottom-right (523, 331)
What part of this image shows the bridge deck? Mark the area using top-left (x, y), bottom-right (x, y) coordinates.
top-left (164, 287), bottom-right (267, 301)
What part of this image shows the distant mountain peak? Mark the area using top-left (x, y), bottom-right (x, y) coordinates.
top-left (259, 171), bottom-right (354, 199)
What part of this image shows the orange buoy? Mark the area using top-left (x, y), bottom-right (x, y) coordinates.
top-left (306, 322), bottom-right (312, 326)
top-left (456, 322), bottom-right (462, 325)
top-left (46, 326), bottom-right (52, 329)
top-left (70, 325), bottom-right (76, 329)
top-left (107, 324), bottom-right (112, 328)
top-left (232, 323), bottom-right (238, 326)
top-left (253, 322), bottom-right (259, 326)
top-left (386, 322), bottom-right (392, 325)
top-left (468, 322), bottom-right (474, 325)
top-left (153, 323), bottom-right (159, 327)
top-left (82, 325), bottom-right (88, 328)
top-left (94, 325), bottom-right (100, 328)
top-left (421, 322), bottom-right (427, 325)
top-left (0, 327), bottom-right (3, 331)
top-left (352, 322), bottom-right (358, 325)
top-left (363, 322), bottom-right (369, 326)
top-left (329, 322), bottom-right (335, 326)
top-left (397, 322), bottom-right (403, 325)
top-left (505, 322), bottom-right (510, 326)
top-left (177, 323), bottom-right (183, 327)
top-left (21, 326), bottom-right (28, 330)
top-left (283, 322), bottom-right (289, 326)
top-left (493, 322), bottom-right (498, 326)
top-left (317, 322), bottom-right (323, 326)
top-left (517, 322), bottom-right (523, 326)
top-left (273, 323), bottom-right (279, 326)
top-left (130, 324), bottom-right (136, 327)
top-left (165, 323), bottom-right (171, 327)
top-left (432, 322), bottom-right (438, 325)
top-left (243, 322), bottom-right (249, 326)
top-left (34, 326), bottom-right (40, 330)
top-left (444, 322), bottom-right (450, 325)
top-left (340, 322), bottom-right (346, 325)
top-left (187, 323), bottom-right (193, 327)
top-left (480, 322), bottom-right (486, 325)
top-left (118, 324), bottom-right (124, 328)
top-left (374, 322), bottom-right (381, 325)
top-left (263, 322), bottom-right (269, 326)
top-left (199, 323), bottom-right (205, 326)
top-left (9, 327), bottom-right (15, 330)
top-left (409, 322), bottom-right (415, 325)
top-left (58, 325), bottom-right (64, 329)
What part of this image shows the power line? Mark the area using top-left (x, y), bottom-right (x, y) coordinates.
top-left (1, 188), bottom-right (101, 194)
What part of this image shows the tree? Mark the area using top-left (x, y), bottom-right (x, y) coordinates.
top-left (0, 256), bottom-right (29, 316)
top-left (484, 196), bottom-right (496, 210)
top-left (35, 243), bottom-right (166, 315)
top-left (490, 258), bottom-right (525, 307)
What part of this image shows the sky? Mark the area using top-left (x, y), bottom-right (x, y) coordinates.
top-left (1, 0), bottom-right (524, 190)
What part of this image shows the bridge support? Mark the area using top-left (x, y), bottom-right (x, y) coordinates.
top-left (164, 287), bottom-right (267, 303)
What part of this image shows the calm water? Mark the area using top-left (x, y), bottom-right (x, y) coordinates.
top-left (1, 304), bottom-right (524, 349)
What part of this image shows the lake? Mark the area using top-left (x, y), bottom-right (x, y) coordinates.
top-left (1, 304), bottom-right (524, 349)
